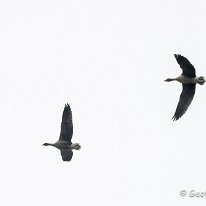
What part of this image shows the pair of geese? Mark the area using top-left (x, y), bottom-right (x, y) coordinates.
top-left (43, 54), bottom-right (205, 162)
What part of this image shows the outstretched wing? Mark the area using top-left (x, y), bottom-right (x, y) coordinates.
top-left (60, 150), bottom-right (73, 162)
top-left (59, 103), bottom-right (73, 142)
top-left (172, 84), bottom-right (196, 121)
top-left (174, 54), bottom-right (196, 78)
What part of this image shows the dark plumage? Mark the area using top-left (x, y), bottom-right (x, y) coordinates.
top-left (174, 54), bottom-right (196, 78)
top-left (172, 84), bottom-right (196, 121)
top-left (61, 150), bottom-right (73, 162)
top-left (165, 54), bottom-right (205, 121)
top-left (43, 104), bottom-right (81, 162)
top-left (59, 103), bottom-right (73, 142)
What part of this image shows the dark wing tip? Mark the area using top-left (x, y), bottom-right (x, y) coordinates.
top-left (65, 103), bottom-right (70, 108)
top-left (173, 54), bottom-right (196, 78)
top-left (64, 103), bottom-right (72, 118)
top-left (174, 54), bottom-right (184, 64)
top-left (64, 103), bottom-right (72, 115)
top-left (174, 54), bottom-right (182, 60)
top-left (172, 115), bottom-right (179, 121)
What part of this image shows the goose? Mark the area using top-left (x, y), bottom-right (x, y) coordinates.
top-left (165, 54), bottom-right (205, 121)
top-left (43, 103), bottom-right (81, 162)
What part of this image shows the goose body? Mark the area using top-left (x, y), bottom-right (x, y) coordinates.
top-left (43, 104), bottom-right (81, 162)
top-left (175, 75), bottom-right (200, 84)
top-left (165, 54), bottom-right (205, 121)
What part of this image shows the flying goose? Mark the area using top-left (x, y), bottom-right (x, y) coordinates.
top-left (43, 103), bottom-right (81, 162)
top-left (165, 54), bottom-right (205, 121)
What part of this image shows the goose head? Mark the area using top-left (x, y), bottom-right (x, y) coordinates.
top-left (42, 143), bottom-right (52, 146)
top-left (164, 78), bottom-right (175, 82)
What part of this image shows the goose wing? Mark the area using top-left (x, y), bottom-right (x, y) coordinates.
top-left (59, 103), bottom-right (73, 142)
top-left (60, 150), bottom-right (73, 162)
top-left (172, 84), bottom-right (196, 121)
top-left (174, 54), bottom-right (196, 78)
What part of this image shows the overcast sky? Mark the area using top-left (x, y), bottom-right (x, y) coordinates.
top-left (1, 0), bottom-right (206, 205)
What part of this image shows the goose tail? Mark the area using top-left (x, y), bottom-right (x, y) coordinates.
top-left (198, 76), bottom-right (205, 85)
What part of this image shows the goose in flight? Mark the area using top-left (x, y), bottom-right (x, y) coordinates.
top-left (43, 103), bottom-right (81, 162)
top-left (165, 54), bottom-right (205, 121)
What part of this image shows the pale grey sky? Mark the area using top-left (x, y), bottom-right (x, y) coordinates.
top-left (1, 0), bottom-right (206, 205)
